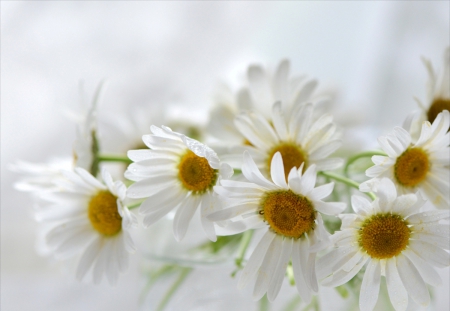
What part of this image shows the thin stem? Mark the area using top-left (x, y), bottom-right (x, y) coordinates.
top-left (319, 171), bottom-right (376, 200)
top-left (344, 150), bottom-right (387, 177)
top-left (97, 154), bottom-right (132, 164)
top-left (235, 230), bottom-right (254, 265)
top-left (156, 267), bottom-right (192, 311)
top-left (259, 295), bottom-right (269, 311)
top-left (286, 263), bottom-right (295, 286)
top-left (127, 201), bottom-right (143, 210)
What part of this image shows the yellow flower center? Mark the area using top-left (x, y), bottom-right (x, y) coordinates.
top-left (178, 150), bottom-right (217, 194)
top-left (267, 142), bottom-right (307, 178)
top-left (260, 190), bottom-right (315, 239)
top-left (359, 213), bottom-right (410, 259)
top-left (88, 191), bottom-right (122, 236)
top-left (427, 98), bottom-right (450, 125)
top-left (394, 148), bottom-right (429, 187)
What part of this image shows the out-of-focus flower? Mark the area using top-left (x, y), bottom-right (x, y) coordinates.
top-left (318, 178), bottom-right (450, 311)
top-left (361, 110), bottom-right (449, 209)
top-left (125, 126), bottom-right (233, 242)
top-left (206, 60), bottom-right (332, 149)
top-left (417, 47), bottom-right (450, 127)
top-left (222, 102), bottom-right (343, 178)
top-left (208, 151), bottom-right (345, 302)
top-left (38, 168), bottom-right (138, 285)
top-left (10, 158), bottom-right (72, 195)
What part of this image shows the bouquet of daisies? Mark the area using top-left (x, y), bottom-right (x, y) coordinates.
top-left (13, 48), bottom-right (449, 311)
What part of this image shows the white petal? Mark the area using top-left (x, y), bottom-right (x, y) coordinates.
top-left (93, 240), bottom-right (109, 284)
top-left (377, 136), bottom-right (398, 158)
top-left (173, 194), bottom-right (201, 242)
top-left (235, 114), bottom-right (271, 150)
top-left (359, 259), bottom-right (381, 311)
top-left (290, 103), bottom-right (313, 144)
top-left (411, 232), bottom-right (449, 250)
top-left (270, 152), bottom-right (288, 188)
top-left (313, 158), bottom-right (344, 171)
top-left (253, 235), bottom-right (283, 300)
top-left (267, 238), bottom-right (293, 302)
top-left (200, 193), bottom-right (217, 242)
top-left (139, 188), bottom-right (185, 214)
top-left (76, 237), bottom-right (102, 281)
top-left (415, 121), bottom-right (433, 147)
top-left (238, 230), bottom-right (276, 290)
top-left (141, 194), bottom-right (185, 228)
top-left (291, 239), bottom-right (312, 303)
top-left (396, 254), bottom-right (430, 307)
top-left (393, 127), bottom-right (411, 149)
top-left (351, 195), bottom-right (371, 215)
top-left (322, 256), bottom-right (368, 287)
top-left (391, 194), bottom-right (417, 214)
top-left (106, 239), bottom-right (119, 286)
top-left (127, 174), bottom-right (177, 198)
top-left (207, 203), bottom-right (258, 221)
top-left (403, 249), bottom-right (441, 286)
top-left (386, 258), bottom-right (408, 311)
top-left (316, 245), bottom-right (354, 280)
top-left (272, 102), bottom-right (288, 140)
top-left (409, 240), bottom-right (450, 268)
top-left (242, 151), bottom-right (277, 189)
top-left (298, 164), bottom-right (317, 194)
top-left (406, 210), bottom-right (450, 224)
top-left (308, 140), bottom-right (342, 161)
top-left (308, 182), bottom-right (334, 201)
top-left (314, 201), bottom-right (346, 216)
top-left (75, 168), bottom-right (106, 190)
top-left (375, 178), bottom-right (397, 211)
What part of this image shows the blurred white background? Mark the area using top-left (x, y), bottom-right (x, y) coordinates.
top-left (1, 1), bottom-right (449, 310)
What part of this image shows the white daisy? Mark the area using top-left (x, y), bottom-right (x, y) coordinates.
top-left (417, 47), bottom-right (449, 126)
top-left (317, 178), bottom-right (450, 311)
top-left (39, 167), bottom-right (138, 285)
top-left (207, 151), bottom-right (346, 302)
top-left (10, 158), bottom-right (72, 195)
top-left (361, 110), bottom-right (449, 209)
top-left (125, 125), bottom-right (233, 242)
top-left (206, 60), bottom-right (332, 148)
top-left (222, 101), bottom-right (343, 178)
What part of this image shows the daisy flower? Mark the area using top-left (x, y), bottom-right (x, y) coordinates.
top-left (317, 178), bottom-right (450, 311)
top-left (125, 125), bottom-right (233, 242)
top-left (222, 101), bottom-right (343, 178)
top-left (10, 158), bottom-right (72, 195)
top-left (39, 167), bottom-right (137, 285)
top-left (206, 60), bottom-right (332, 148)
top-left (207, 151), bottom-right (346, 302)
top-left (361, 110), bottom-right (449, 209)
top-left (417, 47), bottom-right (449, 126)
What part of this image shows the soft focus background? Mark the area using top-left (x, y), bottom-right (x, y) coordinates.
top-left (1, 1), bottom-right (449, 311)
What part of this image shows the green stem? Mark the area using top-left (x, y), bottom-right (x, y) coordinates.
top-left (259, 295), bottom-right (269, 311)
top-left (156, 267), bottom-right (192, 311)
top-left (286, 263), bottom-right (295, 286)
top-left (97, 154), bottom-right (132, 164)
top-left (127, 201), bottom-right (143, 210)
top-left (344, 150), bottom-right (387, 177)
top-left (319, 171), bottom-right (376, 201)
top-left (233, 230), bottom-right (254, 271)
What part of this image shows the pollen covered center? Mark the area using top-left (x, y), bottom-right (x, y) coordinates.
top-left (178, 150), bottom-right (217, 193)
top-left (261, 190), bottom-right (315, 238)
top-left (267, 142), bottom-right (307, 178)
top-left (427, 98), bottom-right (450, 125)
top-left (394, 148), bottom-right (429, 187)
top-left (359, 213), bottom-right (410, 259)
top-left (88, 191), bottom-right (122, 236)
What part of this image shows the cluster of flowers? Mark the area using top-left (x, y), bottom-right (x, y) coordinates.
top-left (13, 48), bottom-right (449, 311)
